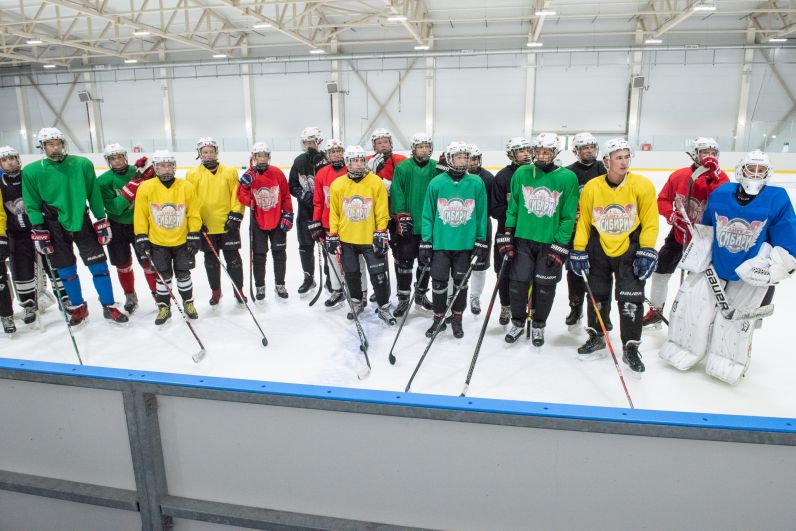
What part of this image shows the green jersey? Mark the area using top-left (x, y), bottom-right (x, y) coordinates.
top-left (421, 172), bottom-right (487, 251)
top-left (22, 155), bottom-right (105, 232)
top-left (390, 157), bottom-right (437, 235)
top-left (97, 166), bottom-right (137, 225)
top-left (505, 164), bottom-right (579, 245)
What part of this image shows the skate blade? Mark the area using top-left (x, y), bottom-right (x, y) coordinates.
top-left (105, 319), bottom-right (131, 329)
top-left (192, 349), bottom-right (207, 363)
top-left (624, 367), bottom-right (643, 380)
top-left (3, 331), bottom-right (18, 339)
top-left (643, 322), bottom-right (662, 330)
top-left (577, 350), bottom-right (608, 362)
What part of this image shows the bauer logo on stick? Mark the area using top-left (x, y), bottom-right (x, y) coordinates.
top-left (253, 185), bottom-right (280, 211)
top-left (342, 195), bottom-right (372, 222)
top-left (593, 204), bottom-right (636, 235)
top-left (521, 186), bottom-right (561, 218)
top-left (437, 197), bottom-right (475, 227)
top-left (151, 203), bottom-right (186, 230)
top-left (715, 215), bottom-right (766, 253)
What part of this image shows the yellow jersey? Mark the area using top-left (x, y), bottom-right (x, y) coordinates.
top-left (329, 172), bottom-right (389, 245)
top-left (185, 162), bottom-right (244, 234)
top-left (134, 178), bottom-right (203, 247)
top-left (0, 189), bottom-right (6, 238)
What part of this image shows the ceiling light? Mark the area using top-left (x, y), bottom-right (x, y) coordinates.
top-left (414, 45), bottom-right (430, 50)
top-left (43, 64), bottom-right (56, 69)
top-left (534, 10), bottom-right (556, 16)
top-left (388, 15), bottom-right (408, 22)
top-left (309, 48), bottom-right (326, 54)
top-left (212, 53), bottom-right (227, 58)
top-left (132, 30), bottom-right (150, 36)
top-left (26, 39), bottom-right (43, 45)
top-left (769, 38), bottom-right (787, 43)
top-left (692, 4), bottom-right (716, 11)
top-left (124, 59), bottom-right (138, 64)
top-left (645, 39), bottom-right (663, 44)
top-left (526, 41), bottom-right (543, 47)
top-left (253, 23), bottom-right (272, 29)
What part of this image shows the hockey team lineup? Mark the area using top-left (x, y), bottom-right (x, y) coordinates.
top-left (0, 127), bottom-right (794, 411)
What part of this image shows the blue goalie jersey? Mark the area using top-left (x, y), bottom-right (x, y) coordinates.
top-left (701, 182), bottom-right (796, 281)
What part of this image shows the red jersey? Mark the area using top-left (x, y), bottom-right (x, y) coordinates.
top-left (657, 165), bottom-right (729, 244)
top-left (237, 166), bottom-right (292, 231)
top-left (313, 164), bottom-right (347, 228)
top-left (368, 153), bottom-right (407, 181)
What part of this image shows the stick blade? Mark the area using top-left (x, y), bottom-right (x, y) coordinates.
top-left (192, 349), bottom-right (207, 363)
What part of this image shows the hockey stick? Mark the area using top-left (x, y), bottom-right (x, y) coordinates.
top-left (644, 297), bottom-right (669, 326)
top-left (676, 205), bottom-right (775, 321)
top-left (679, 164), bottom-right (708, 286)
top-left (581, 271), bottom-right (634, 409)
top-left (41, 253), bottom-right (83, 365)
top-left (309, 244), bottom-right (324, 306)
top-left (248, 197), bottom-right (256, 301)
top-left (143, 249), bottom-right (207, 362)
top-left (460, 255), bottom-right (509, 396)
top-left (387, 264), bottom-right (430, 365)
top-left (405, 255), bottom-right (478, 393)
top-left (201, 232), bottom-right (269, 346)
top-left (525, 283), bottom-right (533, 339)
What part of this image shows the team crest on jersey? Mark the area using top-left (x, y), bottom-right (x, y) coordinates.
top-left (438, 197), bottom-right (475, 227)
top-left (253, 185), bottom-right (279, 211)
top-left (299, 174), bottom-right (314, 190)
top-left (592, 204), bottom-right (636, 235)
top-left (343, 195), bottom-right (372, 222)
top-left (522, 186), bottom-right (561, 217)
top-left (151, 202), bottom-right (186, 230)
top-left (323, 185), bottom-right (331, 208)
top-left (715, 215), bottom-right (766, 253)
top-left (673, 193), bottom-right (705, 223)
top-left (4, 197), bottom-right (27, 227)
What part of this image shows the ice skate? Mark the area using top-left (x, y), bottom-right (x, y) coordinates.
top-left (376, 304), bottom-right (397, 326)
top-left (183, 299), bottom-right (198, 320)
top-left (297, 273), bottom-right (316, 295)
top-left (209, 289), bottom-right (222, 306)
top-left (155, 304), bottom-right (171, 325)
top-left (393, 296), bottom-right (411, 318)
top-left (414, 290), bottom-right (433, 311)
top-left (470, 296), bottom-right (481, 315)
top-left (425, 313), bottom-right (446, 338)
top-left (274, 284), bottom-right (288, 300)
top-left (124, 292), bottom-right (139, 314)
top-left (642, 307), bottom-right (663, 329)
top-left (505, 321), bottom-right (524, 344)
top-left (346, 299), bottom-right (365, 320)
top-left (2, 315), bottom-right (16, 336)
top-left (324, 290), bottom-right (345, 308)
top-left (498, 305), bottom-right (511, 325)
top-left (451, 311), bottom-right (464, 339)
top-left (103, 303), bottom-right (130, 325)
top-left (255, 285), bottom-right (266, 301)
top-left (623, 340), bottom-right (645, 374)
top-left (565, 304), bottom-right (582, 330)
top-left (68, 302), bottom-right (89, 328)
top-left (531, 324), bottom-right (545, 348)
top-left (577, 329), bottom-right (607, 361)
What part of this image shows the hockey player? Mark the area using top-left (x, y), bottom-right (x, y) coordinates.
top-left (309, 138), bottom-right (369, 308)
top-left (389, 132), bottom-right (436, 318)
top-left (498, 133), bottom-right (579, 347)
top-left (22, 127), bottom-right (128, 326)
top-left (134, 150), bottom-right (202, 325)
top-left (420, 142), bottom-right (488, 339)
top-left (490, 137), bottom-right (532, 325)
top-left (0, 144), bottom-right (60, 326)
top-left (569, 138), bottom-right (659, 372)
top-left (0, 183), bottom-right (13, 334)
top-left (237, 142), bottom-right (293, 300)
top-left (186, 137), bottom-right (246, 305)
top-left (466, 144), bottom-right (495, 315)
top-left (642, 137), bottom-right (729, 328)
top-left (564, 132), bottom-right (610, 329)
top-left (289, 127), bottom-right (328, 295)
top-left (366, 128), bottom-right (407, 188)
top-left (659, 150), bottom-right (796, 384)
top-left (327, 145), bottom-right (395, 326)
top-left (96, 143), bottom-right (158, 314)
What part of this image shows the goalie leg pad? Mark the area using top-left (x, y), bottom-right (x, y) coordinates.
top-left (678, 223), bottom-right (714, 273)
top-left (704, 280), bottom-right (770, 384)
top-left (659, 272), bottom-right (716, 370)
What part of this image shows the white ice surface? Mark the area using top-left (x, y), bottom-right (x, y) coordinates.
top-left (2, 171), bottom-right (796, 418)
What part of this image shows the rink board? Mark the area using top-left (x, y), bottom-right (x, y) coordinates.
top-left (0, 357), bottom-right (795, 531)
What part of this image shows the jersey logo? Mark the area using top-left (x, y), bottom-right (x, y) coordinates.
top-left (299, 174), bottom-right (314, 191)
top-left (438, 197), bottom-right (475, 227)
top-left (715, 215), bottom-right (766, 253)
top-left (4, 197), bottom-right (28, 228)
top-left (323, 185), bottom-right (331, 208)
top-left (592, 204), bottom-right (636, 235)
top-left (342, 195), bottom-right (373, 222)
top-left (521, 186), bottom-right (561, 217)
top-left (673, 193), bottom-right (706, 223)
top-left (253, 185), bottom-right (280, 211)
top-left (150, 203), bottom-right (186, 230)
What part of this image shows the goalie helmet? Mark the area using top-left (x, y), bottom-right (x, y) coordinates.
top-left (250, 142), bottom-right (271, 156)
top-left (103, 143), bottom-right (128, 162)
top-left (300, 126), bottom-right (324, 148)
top-left (690, 136), bottom-right (719, 163)
top-left (505, 136), bottom-right (531, 164)
top-left (532, 132), bottom-right (562, 159)
top-left (735, 149), bottom-right (772, 196)
top-left (571, 132), bottom-right (599, 158)
top-left (445, 141), bottom-right (470, 175)
top-left (36, 127), bottom-right (66, 149)
top-left (603, 138), bottom-right (634, 160)
top-left (344, 145), bottom-right (367, 178)
top-left (370, 128), bottom-right (393, 148)
top-left (0, 145), bottom-right (19, 160)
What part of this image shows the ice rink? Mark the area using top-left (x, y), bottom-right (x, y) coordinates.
top-left (3, 168), bottom-right (796, 418)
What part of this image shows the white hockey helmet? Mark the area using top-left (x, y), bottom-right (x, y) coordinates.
top-left (445, 141), bottom-right (470, 174)
top-left (102, 142), bottom-right (128, 162)
top-left (532, 132), bottom-right (562, 159)
top-left (300, 126), bottom-right (324, 148)
top-left (505, 136), bottom-right (531, 163)
top-left (152, 150), bottom-right (176, 165)
top-left (735, 150), bottom-right (772, 196)
top-left (571, 132), bottom-right (599, 157)
top-left (468, 144), bottom-right (482, 159)
top-left (603, 138), bottom-right (634, 160)
top-left (690, 136), bottom-right (719, 162)
top-left (410, 132), bottom-right (433, 151)
top-left (344, 145), bottom-right (367, 178)
top-left (250, 142), bottom-right (271, 156)
top-left (36, 127), bottom-right (66, 149)
top-left (195, 137), bottom-right (218, 159)
top-left (370, 128), bottom-right (393, 149)
top-left (0, 145), bottom-right (19, 160)
top-left (323, 138), bottom-right (345, 152)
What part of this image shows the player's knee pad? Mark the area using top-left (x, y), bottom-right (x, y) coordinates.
top-left (224, 252), bottom-right (242, 269)
top-left (396, 259), bottom-right (414, 275)
top-left (204, 253), bottom-right (219, 269)
top-left (432, 279), bottom-right (448, 295)
top-left (88, 261), bottom-right (110, 278)
top-left (372, 272), bottom-right (387, 286)
top-left (659, 272), bottom-right (716, 370)
top-left (117, 260), bottom-right (134, 274)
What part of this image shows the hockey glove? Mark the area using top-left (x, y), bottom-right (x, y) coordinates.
top-left (473, 240), bottom-right (489, 265)
top-left (418, 240), bottom-right (433, 267)
top-left (307, 220), bottom-right (325, 242)
top-left (31, 226), bottom-right (53, 255)
top-left (700, 156), bottom-right (721, 182)
top-left (367, 153), bottom-right (385, 174)
top-left (633, 248), bottom-right (658, 281)
top-left (134, 156), bottom-right (155, 180)
top-left (668, 210), bottom-right (689, 234)
top-left (546, 243), bottom-right (569, 269)
top-left (325, 233), bottom-right (340, 255)
top-left (495, 233), bottom-right (515, 259)
top-left (224, 211), bottom-right (244, 232)
top-left (736, 256), bottom-right (771, 287)
top-left (186, 232), bottom-right (201, 256)
top-left (382, 178), bottom-right (392, 195)
top-left (396, 212), bottom-right (413, 237)
top-left (134, 234), bottom-right (152, 257)
top-left (121, 178), bottom-right (143, 202)
top-left (239, 171), bottom-right (254, 188)
top-left (569, 250), bottom-right (590, 277)
top-left (373, 229), bottom-right (390, 258)
top-left (0, 236), bottom-right (8, 262)
top-left (94, 218), bottom-right (112, 245)
top-left (300, 189), bottom-right (314, 210)
top-left (279, 211), bottom-right (294, 232)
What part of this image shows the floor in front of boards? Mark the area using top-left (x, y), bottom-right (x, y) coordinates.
top-left (3, 172), bottom-right (795, 419)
